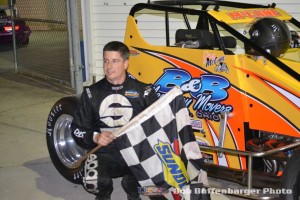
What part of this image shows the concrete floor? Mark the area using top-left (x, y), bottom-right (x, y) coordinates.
top-left (0, 45), bottom-right (232, 200)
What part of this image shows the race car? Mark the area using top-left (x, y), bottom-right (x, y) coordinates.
top-left (0, 6), bottom-right (31, 45)
top-left (46, 1), bottom-right (300, 199)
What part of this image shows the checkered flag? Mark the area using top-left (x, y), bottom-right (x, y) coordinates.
top-left (114, 86), bottom-right (207, 193)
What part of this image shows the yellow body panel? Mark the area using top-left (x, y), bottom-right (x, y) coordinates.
top-left (125, 6), bottom-right (300, 170)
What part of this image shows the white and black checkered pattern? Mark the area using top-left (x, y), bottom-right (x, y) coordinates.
top-left (115, 86), bottom-right (205, 189)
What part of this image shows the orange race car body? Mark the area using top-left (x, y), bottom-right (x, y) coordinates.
top-left (124, 1), bottom-right (300, 199)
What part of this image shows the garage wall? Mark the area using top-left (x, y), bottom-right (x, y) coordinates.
top-left (84, 0), bottom-right (300, 84)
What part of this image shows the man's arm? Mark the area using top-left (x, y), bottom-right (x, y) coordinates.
top-left (71, 88), bottom-right (95, 149)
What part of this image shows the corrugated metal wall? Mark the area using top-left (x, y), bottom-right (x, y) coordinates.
top-left (87, 0), bottom-right (300, 83)
top-left (88, 1), bottom-right (133, 80)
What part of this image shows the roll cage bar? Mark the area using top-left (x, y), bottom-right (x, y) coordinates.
top-left (129, 1), bottom-right (300, 81)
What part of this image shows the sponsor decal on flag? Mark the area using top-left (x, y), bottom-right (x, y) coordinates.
top-left (154, 140), bottom-right (189, 189)
top-left (114, 86), bottom-right (207, 194)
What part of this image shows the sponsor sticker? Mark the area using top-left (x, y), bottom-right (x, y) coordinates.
top-left (125, 90), bottom-right (139, 98)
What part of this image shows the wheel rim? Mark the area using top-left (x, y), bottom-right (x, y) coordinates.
top-left (53, 114), bottom-right (85, 168)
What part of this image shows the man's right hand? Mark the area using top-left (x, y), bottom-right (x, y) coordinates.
top-left (93, 131), bottom-right (116, 146)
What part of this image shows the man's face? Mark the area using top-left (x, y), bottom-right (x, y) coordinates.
top-left (103, 51), bottom-right (128, 85)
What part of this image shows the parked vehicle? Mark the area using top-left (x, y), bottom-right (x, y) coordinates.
top-left (46, 1), bottom-right (300, 199)
top-left (0, 6), bottom-right (31, 45)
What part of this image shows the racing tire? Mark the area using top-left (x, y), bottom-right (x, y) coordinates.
top-left (280, 149), bottom-right (300, 200)
top-left (46, 96), bottom-right (85, 184)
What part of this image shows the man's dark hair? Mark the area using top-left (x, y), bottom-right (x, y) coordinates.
top-left (103, 41), bottom-right (130, 60)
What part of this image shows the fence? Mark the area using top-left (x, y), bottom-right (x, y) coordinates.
top-left (14, 0), bottom-right (82, 88)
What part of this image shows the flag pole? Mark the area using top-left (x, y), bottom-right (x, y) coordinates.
top-left (70, 144), bottom-right (102, 169)
top-left (70, 86), bottom-right (182, 169)
top-left (69, 116), bottom-right (131, 169)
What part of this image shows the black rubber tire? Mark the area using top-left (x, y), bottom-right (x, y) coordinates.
top-left (16, 35), bottom-right (29, 45)
top-left (46, 96), bottom-right (85, 184)
top-left (280, 149), bottom-right (300, 200)
top-left (21, 37), bottom-right (29, 45)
